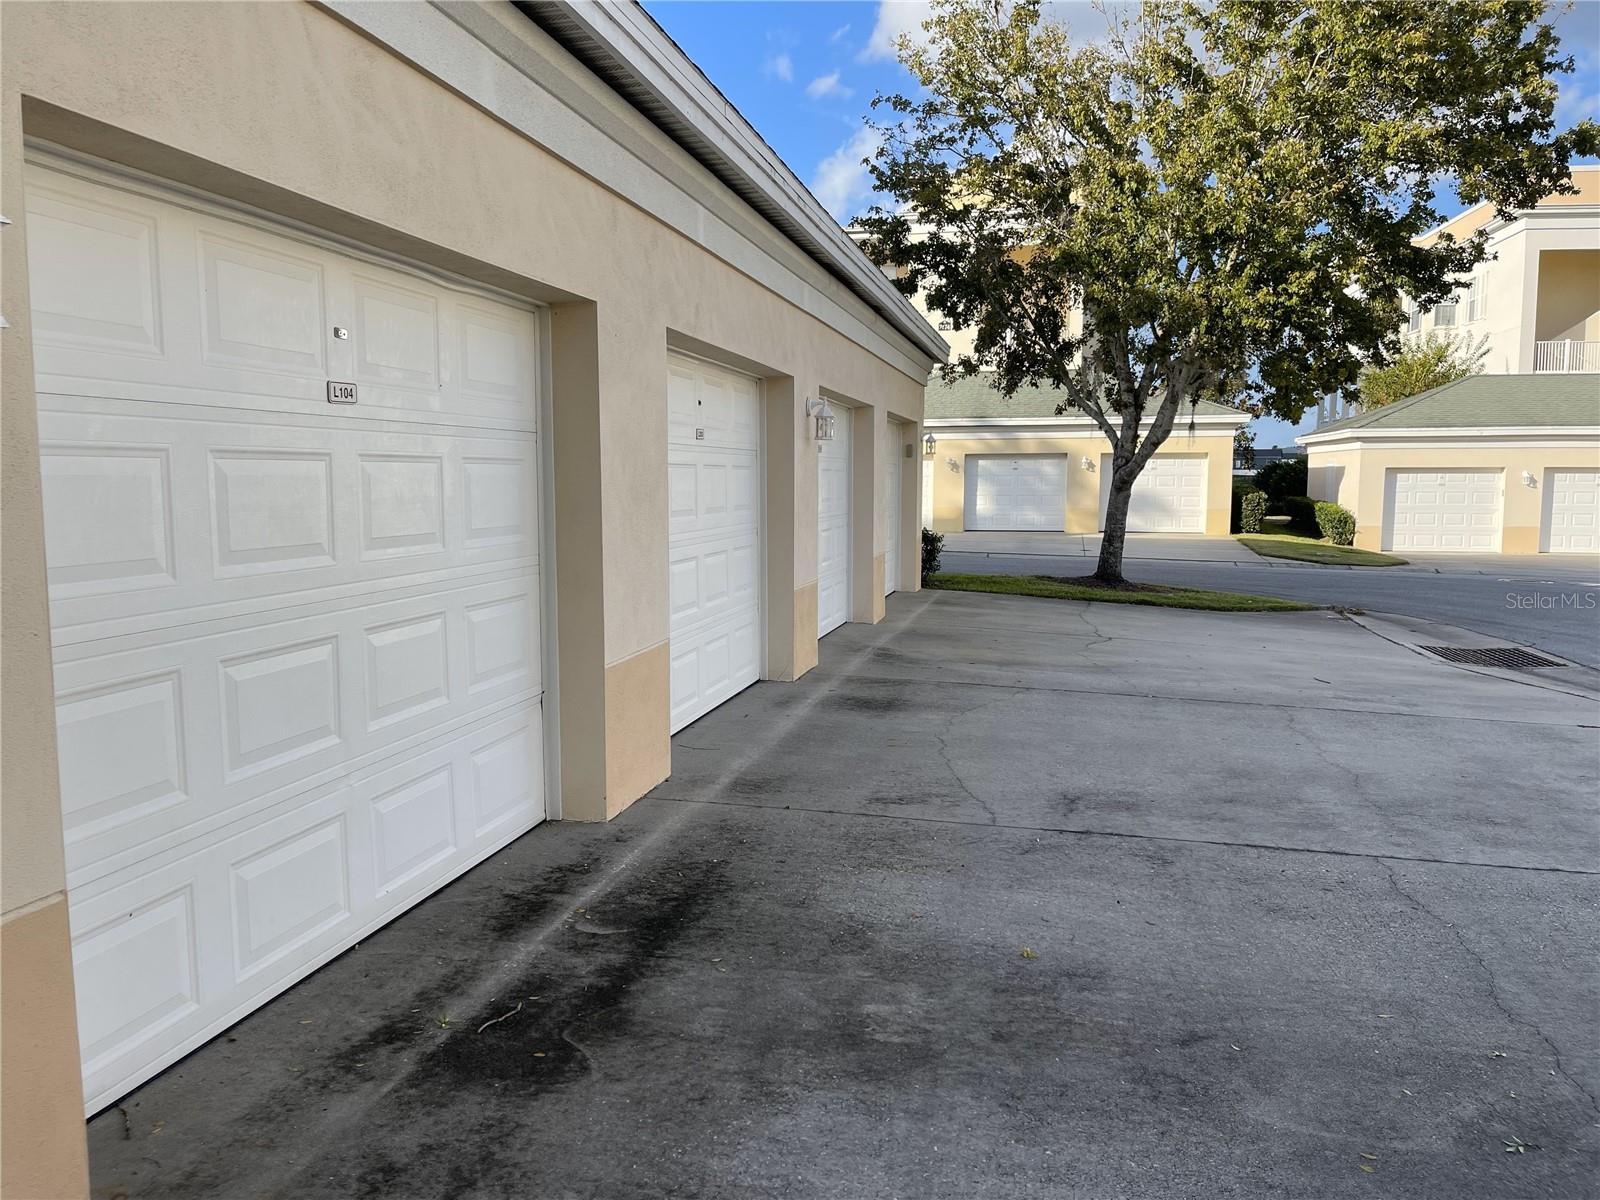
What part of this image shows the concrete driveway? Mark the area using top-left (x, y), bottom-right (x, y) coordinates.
top-left (88, 591), bottom-right (1599, 1199)
top-left (944, 541), bottom-right (1600, 667)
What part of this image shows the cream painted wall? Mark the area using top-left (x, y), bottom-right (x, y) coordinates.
top-left (927, 432), bottom-right (1236, 535)
top-left (2, 0), bottom-right (930, 668)
top-left (1307, 447), bottom-right (1362, 514)
top-left (1307, 441), bottom-right (1600, 553)
top-left (1534, 250), bottom-right (1600, 342)
top-left (1, 3), bottom-right (936, 1182)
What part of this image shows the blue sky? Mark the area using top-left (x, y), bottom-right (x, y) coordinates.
top-left (645, 0), bottom-right (1600, 445)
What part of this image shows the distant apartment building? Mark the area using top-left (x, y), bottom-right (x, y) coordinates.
top-left (1313, 167), bottom-right (1599, 427)
top-left (1405, 165), bottom-right (1600, 374)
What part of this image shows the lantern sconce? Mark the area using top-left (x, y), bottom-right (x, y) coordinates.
top-left (806, 396), bottom-right (836, 442)
top-left (1082, 456), bottom-right (1095, 471)
top-left (1521, 470), bottom-right (1537, 488)
top-left (923, 431), bottom-right (937, 456)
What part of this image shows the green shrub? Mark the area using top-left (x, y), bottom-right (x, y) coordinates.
top-left (1230, 479), bottom-right (1267, 533)
top-left (1315, 501), bottom-right (1356, 546)
top-left (1252, 457), bottom-right (1308, 502)
top-left (1280, 495), bottom-right (1317, 533)
top-left (921, 527), bottom-right (944, 586)
top-left (1240, 490), bottom-right (1268, 534)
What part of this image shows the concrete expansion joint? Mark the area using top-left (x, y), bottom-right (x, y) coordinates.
top-left (649, 793), bottom-right (1600, 877)
top-left (1377, 861), bottom-right (1600, 1117)
top-left (841, 669), bottom-right (1598, 730)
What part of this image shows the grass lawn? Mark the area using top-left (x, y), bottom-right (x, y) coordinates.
top-left (931, 573), bottom-right (1319, 613)
top-left (1238, 525), bottom-right (1407, 567)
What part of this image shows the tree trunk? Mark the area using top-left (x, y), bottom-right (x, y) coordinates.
top-left (1095, 469), bottom-right (1134, 585)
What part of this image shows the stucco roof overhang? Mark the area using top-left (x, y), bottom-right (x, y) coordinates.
top-left (518, 0), bottom-right (949, 364)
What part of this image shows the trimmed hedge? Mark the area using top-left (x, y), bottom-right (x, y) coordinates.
top-left (1280, 495), bottom-right (1318, 534)
top-left (1315, 501), bottom-right (1356, 546)
top-left (1240, 490), bottom-right (1268, 534)
top-left (1231, 478), bottom-right (1267, 533)
top-left (921, 527), bottom-right (944, 586)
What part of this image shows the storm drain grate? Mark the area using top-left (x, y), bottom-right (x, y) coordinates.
top-left (1419, 645), bottom-right (1566, 671)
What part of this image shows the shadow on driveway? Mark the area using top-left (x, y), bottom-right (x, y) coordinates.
top-left (89, 590), bottom-right (1600, 1199)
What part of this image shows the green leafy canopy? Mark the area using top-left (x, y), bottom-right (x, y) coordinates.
top-left (1358, 330), bottom-right (1489, 407)
top-left (857, 0), bottom-right (1595, 464)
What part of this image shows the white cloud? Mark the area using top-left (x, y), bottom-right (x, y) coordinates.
top-left (763, 51), bottom-right (794, 83)
top-left (1554, 57), bottom-right (1600, 130)
top-left (830, 23), bottom-right (852, 44)
top-left (812, 127), bottom-right (883, 220)
top-left (806, 70), bottom-right (853, 100)
top-left (860, 1), bottom-right (933, 63)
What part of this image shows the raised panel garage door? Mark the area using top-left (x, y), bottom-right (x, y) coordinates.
top-left (965, 455), bottom-right (1066, 531)
top-left (818, 409), bottom-right (853, 636)
top-left (1544, 470), bottom-right (1599, 553)
top-left (1100, 455), bottom-right (1206, 533)
top-left (667, 355), bottom-right (762, 731)
top-left (1384, 470), bottom-right (1502, 552)
top-left (29, 161), bottom-right (548, 1112)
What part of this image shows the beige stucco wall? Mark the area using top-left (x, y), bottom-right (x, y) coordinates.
top-left (926, 431), bottom-right (1235, 535)
top-left (1306, 446), bottom-right (1362, 513)
top-left (1, 68), bottom-right (92, 1200)
top-left (1, 2), bottom-right (935, 1186)
top-left (1534, 249), bottom-right (1600, 342)
top-left (1307, 440), bottom-right (1600, 553)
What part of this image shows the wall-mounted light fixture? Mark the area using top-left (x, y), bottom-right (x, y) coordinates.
top-left (805, 396), bottom-right (836, 442)
top-left (923, 431), bottom-right (937, 456)
top-left (1082, 456), bottom-right (1095, 472)
top-left (1522, 470), bottom-right (1537, 488)
top-left (946, 456), bottom-right (960, 472)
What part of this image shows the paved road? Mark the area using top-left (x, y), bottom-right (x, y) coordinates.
top-left (945, 548), bottom-right (1600, 667)
top-left (89, 591), bottom-right (1600, 1200)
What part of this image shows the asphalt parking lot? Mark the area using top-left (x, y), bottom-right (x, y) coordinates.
top-left (89, 589), bottom-right (1599, 1199)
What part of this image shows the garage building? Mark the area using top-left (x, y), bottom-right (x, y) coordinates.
top-left (922, 375), bottom-right (1247, 536)
top-left (1300, 375), bottom-right (1600, 555)
top-left (0, 3), bottom-right (944, 1194)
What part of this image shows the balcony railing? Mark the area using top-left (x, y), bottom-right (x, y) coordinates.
top-left (1533, 340), bottom-right (1600, 372)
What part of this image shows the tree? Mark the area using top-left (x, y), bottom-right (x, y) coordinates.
top-left (1358, 331), bottom-right (1489, 409)
top-left (1233, 427), bottom-right (1255, 471)
top-left (857, 0), bottom-right (1595, 583)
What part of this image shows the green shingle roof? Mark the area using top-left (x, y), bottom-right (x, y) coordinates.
top-left (1310, 374), bottom-right (1600, 434)
top-left (924, 372), bottom-right (1247, 420)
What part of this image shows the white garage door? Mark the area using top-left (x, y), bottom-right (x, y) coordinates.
top-left (1100, 455), bottom-right (1206, 532)
top-left (1544, 470), bottom-right (1599, 554)
top-left (667, 355), bottom-right (762, 731)
top-left (818, 407), bottom-right (853, 637)
top-left (883, 422), bottom-right (903, 595)
top-left (965, 455), bottom-right (1066, 531)
top-left (29, 161), bottom-right (549, 1113)
top-left (1385, 470), bottom-right (1502, 552)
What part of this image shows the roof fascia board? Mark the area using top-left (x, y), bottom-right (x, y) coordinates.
top-left (925, 428), bottom-right (1235, 441)
top-left (552, 7), bottom-right (922, 312)
top-left (927, 414), bottom-right (1246, 428)
top-left (516, 0), bottom-right (948, 362)
top-left (1300, 427), bottom-right (1600, 447)
top-left (318, 1), bottom-right (942, 380)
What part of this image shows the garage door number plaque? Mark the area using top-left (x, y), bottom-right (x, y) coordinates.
top-left (327, 380), bottom-right (358, 404)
